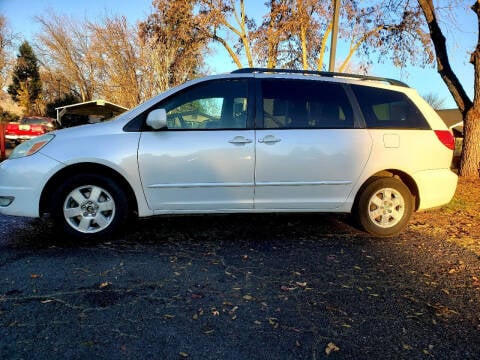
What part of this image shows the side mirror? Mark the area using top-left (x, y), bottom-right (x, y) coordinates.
top-left (146, 109), bottom-right (167, 130)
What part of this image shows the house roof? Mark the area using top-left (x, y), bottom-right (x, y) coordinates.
top-left (55, 100), bottom-right (128, 126)
top-left (436, 108), bottom-right (463, 128)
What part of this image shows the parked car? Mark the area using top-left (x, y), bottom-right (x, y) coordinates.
top-left (5, 116), bottom-right (57, 145)
top-left (0, 68), bottom-right (458, 239)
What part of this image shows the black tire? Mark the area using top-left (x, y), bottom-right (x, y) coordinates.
top-left (354, 177), bottom-right (413, 237)
top-left (51, 173), bottom-right (129, 240)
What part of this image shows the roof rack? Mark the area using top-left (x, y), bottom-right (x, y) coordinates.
top-left (231, 68), bottom-right (409, 88)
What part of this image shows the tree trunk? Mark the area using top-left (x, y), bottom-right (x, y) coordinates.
top-left (300, 25), bottom-right (308, 70)
top-left (418, 0), bottom-right (479, 178)
top-left (459, 1), bottom-right (480, 178)
top-left (460, 107), bottom-right (480, 177)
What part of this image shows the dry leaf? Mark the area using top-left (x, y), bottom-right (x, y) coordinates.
top-left (99, 281), bottom-right (110, 289)
top-left (179, 352), bottom-right (189, 358)
top-left (268, 317), bottom-right (279, 328)
top-left (281, 285), bottom-right (297, 292)
top-left (325, 342), bottom-right (340, 355)
top-left (30, 274), bottom-right (42, 279)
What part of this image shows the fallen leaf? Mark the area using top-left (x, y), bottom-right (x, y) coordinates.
top-left (268, 317), bottom-right (279, 328)
top-left (243, 294), bottom-right (254, 301)
top-left (228, 306), bottom-right (238, 315)
top-left (179, 352), bottom-right (189, 358)
top-left (325, 342), bottom-right (340, 355)
top-left (281, 285), bottom-right (297, 292)
top-left (30, 274), bottom-right (42, 279)
top-left (295, 282), bottom-right (307, 288)
top-left (99, 281), bottom-right (110, 289)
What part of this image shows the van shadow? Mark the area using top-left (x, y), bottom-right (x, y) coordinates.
top-left (2, 213), bottom-right (371, 251)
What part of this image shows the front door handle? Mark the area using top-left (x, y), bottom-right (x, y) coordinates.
top-left (258, 135), bottom-right (281, 144)
top-left (228, 136), bottom-right (252, 144)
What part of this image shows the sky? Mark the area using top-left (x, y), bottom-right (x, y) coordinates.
top-left (0, 0), bottom-right (477, 109)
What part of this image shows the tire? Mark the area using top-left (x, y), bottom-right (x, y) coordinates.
top-left (51, 173), bottom-right (129, 240)
top-left (354, 177), bottom-right (413, 237)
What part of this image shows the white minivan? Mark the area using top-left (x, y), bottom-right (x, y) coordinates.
top-left (0, 68), bottom-right (458, 239)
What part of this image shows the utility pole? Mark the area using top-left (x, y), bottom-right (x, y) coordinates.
top-left (329, 0), bottom-right (340, 72)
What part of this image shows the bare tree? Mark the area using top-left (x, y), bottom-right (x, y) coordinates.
top-left (139, 0), bottom-right (207, 93)
top-left (35, 12), bottom-right (96, 102)
top-left (423, 92), bottom-right (447, 110)
top-left (88, 16), bottom-right (142, 108)
top-left (0, 16), bottom-right (15, 91)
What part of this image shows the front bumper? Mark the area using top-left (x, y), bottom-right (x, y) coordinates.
top-left (0, 153), bottom-right (63, 217)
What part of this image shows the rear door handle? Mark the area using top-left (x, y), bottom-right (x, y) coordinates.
top-left (258, 135), bottom-right (281, 144)
top-left (228, 136), bottom-right (252, 144)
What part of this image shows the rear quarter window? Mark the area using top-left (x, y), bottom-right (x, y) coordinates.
top-left (351, 85), bottom-right (430, 129)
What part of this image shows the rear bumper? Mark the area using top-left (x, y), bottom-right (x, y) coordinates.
top-left (5, 134), bottom-right (35, 141)
top-left (413, 169), bottom-right (458, 210)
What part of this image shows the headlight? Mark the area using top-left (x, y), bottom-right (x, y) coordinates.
top-left (9, 134), bottom-right (55, 159)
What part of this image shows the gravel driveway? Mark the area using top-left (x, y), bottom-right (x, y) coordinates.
top-left (0, 211), bottom-right (479, 359)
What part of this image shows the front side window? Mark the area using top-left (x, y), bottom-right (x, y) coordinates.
top-left (261, 79), bottom-right (354, 129)
top-left (159, 79), bottom-right (248, 130)
top-left (351, 85), bottom-right (430, 129)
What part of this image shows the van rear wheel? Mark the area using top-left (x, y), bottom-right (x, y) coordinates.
top-left (354, 177), bottom-right (413, 237)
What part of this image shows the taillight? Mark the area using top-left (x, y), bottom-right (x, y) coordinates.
top-left (434, 130), bottom-right (455, 150)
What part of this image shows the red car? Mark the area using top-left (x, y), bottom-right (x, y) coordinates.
top-left (5, 116), bottom-right (57, 145)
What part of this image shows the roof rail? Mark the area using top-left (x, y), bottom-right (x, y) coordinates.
top-left (231, 68), bottom-right (409, 88)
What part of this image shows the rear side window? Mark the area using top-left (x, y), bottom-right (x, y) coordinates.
top-left (261, 79), bottom-right (354, 129)
top-left (351, 85), bottom-right (430, 129)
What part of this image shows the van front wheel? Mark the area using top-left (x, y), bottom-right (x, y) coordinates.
top-left (51, 173), bottom-right (128, 240)
top-left (354, 177), bottom-right (413, 237)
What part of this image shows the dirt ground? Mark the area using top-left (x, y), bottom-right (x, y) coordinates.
top-left (0, 173), bottom-right (479, 360)
top-left (404, 176), bottom-right (480, 255)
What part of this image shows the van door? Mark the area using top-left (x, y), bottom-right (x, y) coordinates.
top-left (254, 78), bottom-right (372, 210)
top-left (138, 78), bottom-right (255, 211)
